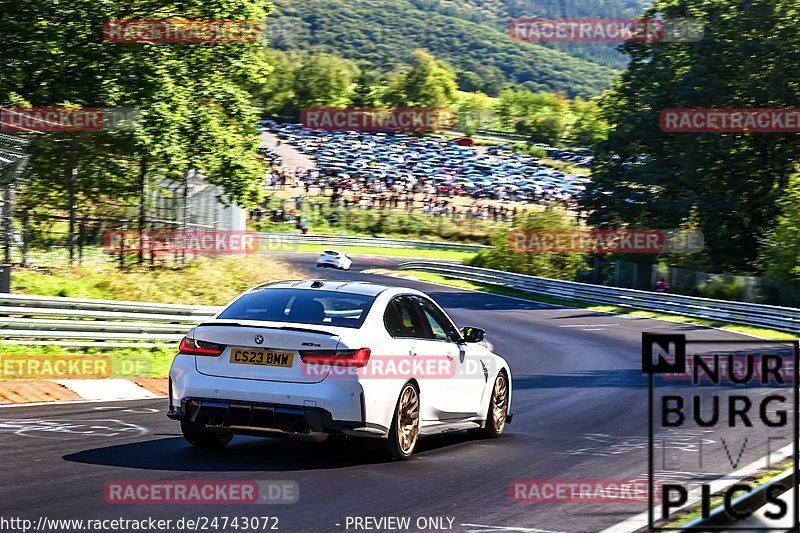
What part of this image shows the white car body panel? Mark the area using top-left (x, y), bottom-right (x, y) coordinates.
top-left (168, 281), bottom-right (512, 440)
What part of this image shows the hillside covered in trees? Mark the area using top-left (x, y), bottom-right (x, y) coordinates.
top-left (267, 0), bottom-right (649, 97)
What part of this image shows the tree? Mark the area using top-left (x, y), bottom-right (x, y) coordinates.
top-left (456, 91), bottom-right (497, 133)
top-left (1, 0), bottom-right (273, 261)
top-left (567, 97), bottom-right (609, 148)
top-left (349, 66), bottom-right (384, 107)
top-left (383, 50), bottom-right (458, 108)
top-left (759, 171), bottom-right (800, 304)
top-left (457, 65), bottom-right (506, 96)
top-left (469, 208), bottom-right (587, 280)
top-left (581, 0), bottom-right (800, 273)
top-left (293, 53), bottom-right (356, 108)
top-left (255, 49), bottom-right (298, 119)
top-left (497, 89), bottom-right (569, 145)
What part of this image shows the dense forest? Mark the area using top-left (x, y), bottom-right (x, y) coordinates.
top-left (267, 0), bottom-right (632, 97)
top-left (409, 0), bottom-right (651, 69)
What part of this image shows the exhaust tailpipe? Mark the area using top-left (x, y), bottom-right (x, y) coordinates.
top-left (277, 418), bottom-right (292, 432)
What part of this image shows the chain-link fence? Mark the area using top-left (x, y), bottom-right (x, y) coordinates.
top-left (579, 257), bottom-right (797, 307)
top-left (8, 169), bottom-right (246, 269)
top-left (0, 133), bottom-right (34, 289)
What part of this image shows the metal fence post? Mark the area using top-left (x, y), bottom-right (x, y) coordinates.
top-left (78, 217), bottom-right (85, 265)
top-left (2, 184), bottom-right (12, 265)
top-left (20, 212), bottom-right (29, 267)
top-left (0, 263), bottom-right (10, 293)
top-left (119, 224), bottom-right (127, 269)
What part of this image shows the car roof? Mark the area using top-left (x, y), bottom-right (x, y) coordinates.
top-left (250, 279), bottom-right (398, 297)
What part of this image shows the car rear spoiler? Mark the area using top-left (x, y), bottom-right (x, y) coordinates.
top-left (195, 322), bottom-right (337, 337)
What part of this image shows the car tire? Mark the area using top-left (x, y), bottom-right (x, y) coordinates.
top-left (378, 382), bottom-right (420, 461)
top-left (180, 419), bottom-right (233, 450)
top-left (471, 371), bottom-right (509, 438)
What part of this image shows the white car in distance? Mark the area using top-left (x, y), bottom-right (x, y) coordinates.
top-left (317, 250), bottom-right (352, 270)
top-left (168, 280), bottom-right (512, 460)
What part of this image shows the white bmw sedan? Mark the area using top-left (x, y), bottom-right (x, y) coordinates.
top-left (168, 280), bottom-right (512, 460)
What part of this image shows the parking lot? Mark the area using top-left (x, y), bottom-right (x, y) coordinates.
top-left (261, 121), bottom-right (593, 209)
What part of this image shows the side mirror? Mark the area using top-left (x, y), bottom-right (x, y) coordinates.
top-left (460, 326), bottom-right (485, 343)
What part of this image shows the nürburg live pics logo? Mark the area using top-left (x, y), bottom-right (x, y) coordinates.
top-left (643, 333), bottom-right (799, 530)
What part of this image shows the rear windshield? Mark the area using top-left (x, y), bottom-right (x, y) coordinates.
top-left (217, 288), bottom-right (375, 328)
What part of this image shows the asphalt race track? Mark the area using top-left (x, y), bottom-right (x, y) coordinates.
top-left (0, 253), bottom-right (794, 533)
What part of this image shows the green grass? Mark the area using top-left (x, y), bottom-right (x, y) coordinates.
top-left (401, 270), bottom-right (798, 340)
top-left (250, 199), bottom-right (511, 245)
top-left (0, 344), bottom-right (175, 378)
top-left (12, 254), bottom-right (303, 305)
top-left (5, 253), bottom-right (310, 381)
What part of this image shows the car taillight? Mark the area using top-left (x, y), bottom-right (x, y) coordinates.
top-left (178, 337), bottom-right (225, 357)
top-left (299, 348), bottom-right (371, 368)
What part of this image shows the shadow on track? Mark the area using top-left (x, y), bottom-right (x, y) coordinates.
top-left (63, 430), bottom-right (483, 472)
top-left (513, 370), bottom-right (648, 390)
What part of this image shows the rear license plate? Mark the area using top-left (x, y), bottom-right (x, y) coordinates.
top-left (230, 348), bottom-right (294, 368)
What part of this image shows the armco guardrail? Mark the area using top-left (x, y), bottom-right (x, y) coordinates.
top-left (0, 293), bottom-right (219, 316)
top-left (0, 294), bottom-right (220, 347)
top-left (398, 261), bottom-right (800, 334)
top-left (257, 233), bottom-right (490, 253)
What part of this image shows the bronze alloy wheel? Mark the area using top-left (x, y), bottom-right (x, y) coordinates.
top-left (396, 384), bottom-right (420, 454)
top-left (491, 373), bottom-right (508, 433)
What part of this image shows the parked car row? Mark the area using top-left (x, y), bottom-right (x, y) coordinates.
top-left (490, 142), bottom-right (593, 167)
top-left (261, 120), bottom-right (590, 205)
